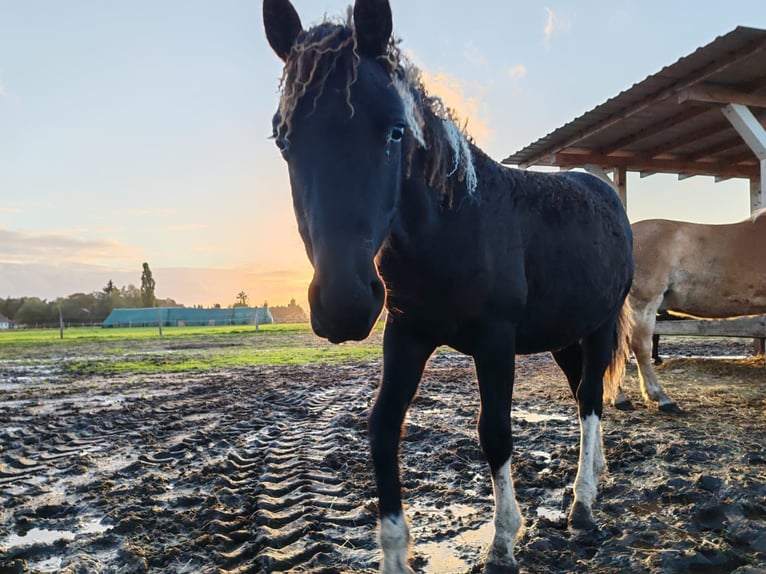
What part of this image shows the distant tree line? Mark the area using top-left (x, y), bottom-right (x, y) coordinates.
top-left (0, 281), bottom-right (178, 327)
top-left (269, 299), bottom-right (309, 323)
top-left (0, 289), bottom-right (308, 328)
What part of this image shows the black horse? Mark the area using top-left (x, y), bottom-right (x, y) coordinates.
top-left (263, 1), bottom-right (633, 572)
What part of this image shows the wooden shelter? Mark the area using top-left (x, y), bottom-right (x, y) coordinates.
top-left (503, 26), bottom-right (766, 346)
top-left (502, 26), bottom-right (766, 213)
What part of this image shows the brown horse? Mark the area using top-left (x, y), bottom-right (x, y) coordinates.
top-left (615, 211), bottom-right (766, 412)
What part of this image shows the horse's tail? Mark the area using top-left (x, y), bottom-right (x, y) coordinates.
top-left (603, 297), bottom-right (634, 403)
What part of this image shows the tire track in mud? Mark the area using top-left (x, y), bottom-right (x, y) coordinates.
top-left (251, 381), bottom-right (379, 573)
top-left (0, 364), bottom-right (382, 573)
top-left (4, 347), bottom-right (766, 573)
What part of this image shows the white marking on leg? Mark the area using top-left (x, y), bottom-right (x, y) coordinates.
top-left (486, 459), bottom-right (523, 569)
top-left (593, 418), bottom-right (606, 479)
top-left (379, 513), bottom-right (413, 574)
top-left (574, 413), bottom-right (601, 510)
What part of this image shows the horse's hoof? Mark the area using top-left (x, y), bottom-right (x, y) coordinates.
top-left (483, 562), bottom-right (519, 574)
top-left (653, 357), bottom-right (664, 365)
top-left (614, 399), bottom-right (635, 411)
top-left (567, 501), bottom-right (598, 532)
top-left (659, 402), bottom-right (682, 414)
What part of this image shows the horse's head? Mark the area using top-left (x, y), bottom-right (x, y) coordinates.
top-left (264, 0), bottom-right (405, 343)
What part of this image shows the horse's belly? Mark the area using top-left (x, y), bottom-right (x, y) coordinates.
top-left (667, 291), bottom-right (766, 318)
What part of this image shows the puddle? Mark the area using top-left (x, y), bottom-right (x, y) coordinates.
top-left (419, 519), bottom-right (495, 573)
top-left (2, 519), bottom-right (108, 548)
top-left (535, 488), bottom-right (567, 521)
top-left (407, 503), bottom-right (495, 574)
top-left (513, 408), bottom-right (571, 424)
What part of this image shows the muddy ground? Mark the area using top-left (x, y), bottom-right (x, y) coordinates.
top-left (1, 336), bottom-right (765, 573)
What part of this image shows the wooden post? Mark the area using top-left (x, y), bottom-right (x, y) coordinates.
top-left (255, 307), bottom-right (260, 332)
top-left (59, 306), bottom-right (64, 340)
top-left (157, 308), bottom-right (163, 337)
top-left (583, 164), bottom-right (627, 210)
top-left (613, 166), bottom-right (627, 210)
top-left (752, 173), bottom-right (765, 356)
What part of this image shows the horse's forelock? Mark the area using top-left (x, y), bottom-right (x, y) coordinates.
top-left (277, 16), bottom-right (477, 200)
top-left (750, 208), bottom-right (766, 222)
top-left (277, 19), bottom-right (358, 139)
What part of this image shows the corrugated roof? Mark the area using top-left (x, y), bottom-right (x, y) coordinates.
top-left (502, 26), bottom-right (766, 180)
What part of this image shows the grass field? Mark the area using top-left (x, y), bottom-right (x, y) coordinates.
top-left (0, 323), bottom-right (385, 374)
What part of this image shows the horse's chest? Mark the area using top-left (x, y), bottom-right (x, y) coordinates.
top-left (380, 246), bottom-right (527, 340)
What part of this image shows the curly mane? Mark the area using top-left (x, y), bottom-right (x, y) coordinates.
top-left (276, 9), bottom-right (477, 203)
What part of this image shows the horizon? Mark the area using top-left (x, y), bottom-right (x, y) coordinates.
top-left (2, 1), bottom-right (764, 308)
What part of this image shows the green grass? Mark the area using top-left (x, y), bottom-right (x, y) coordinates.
top-left (0, 323), bottom-right (384, 374)
top-left (0, 323), bottom-right (313, 345)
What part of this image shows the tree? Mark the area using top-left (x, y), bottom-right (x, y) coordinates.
top-left (140, 262), bottom-right (156, 307)
top-left (235, 291), bottom-right (249, 307)
top-left (121, 284), bottom-right (142, 308)
top-left (14, 297), bottom-right (55, 325)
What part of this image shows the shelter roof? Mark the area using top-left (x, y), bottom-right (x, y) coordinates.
top-left (502, 26), bottom-right (766, 180)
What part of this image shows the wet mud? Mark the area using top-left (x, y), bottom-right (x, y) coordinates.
top-left (1, 337), bottom-right (765, 573)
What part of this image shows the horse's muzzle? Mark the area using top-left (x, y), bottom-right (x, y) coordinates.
top-left (308, 275), bottom-right (385, 343)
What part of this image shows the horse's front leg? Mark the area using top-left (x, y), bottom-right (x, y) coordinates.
top-left (474, 332), bottom-right (523, 574)
top-left (630, 305), bottom-right (679, 412)
top-left (369, 319), bottom-right (435, 574)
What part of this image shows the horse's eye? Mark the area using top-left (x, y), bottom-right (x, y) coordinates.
top-left (275, 136), bottom-right (290, 154)
top-left (388, 124), bottom-right (406, 143)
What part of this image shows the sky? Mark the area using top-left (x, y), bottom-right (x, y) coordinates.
top-left (1, 1), bottom-right (765, 308)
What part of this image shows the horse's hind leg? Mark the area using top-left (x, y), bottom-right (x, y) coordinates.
top-left (369, 320), bottom-right (435, 574)
top-left (474, 331), bottom-right (523, 574)
top-left (568, 319), bottom-right (615, 532)
top-left (552, 343), bottom-right (583, 399)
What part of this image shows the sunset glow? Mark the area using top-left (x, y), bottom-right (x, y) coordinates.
top-left (1, 1), bottom-right (763, 308)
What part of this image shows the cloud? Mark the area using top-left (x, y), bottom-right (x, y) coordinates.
top-left (508, 64), bottom-right (527, 83)
top-left (0, 228), bottom-right (140, 265)
top-left (0, 70), bottom-right (5, 96)
top-left (463, 41), bottom-right (489, 71)
top-left (419, 70), bottom-right (493, 145)
top-left (543, 7), bottom-right (572, 48)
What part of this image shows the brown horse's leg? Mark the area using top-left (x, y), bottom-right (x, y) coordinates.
top-left (631, 306), bottom-right (679, 412)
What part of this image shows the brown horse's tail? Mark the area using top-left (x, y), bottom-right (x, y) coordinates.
top-left (603, 297), bottom-right (634, 403)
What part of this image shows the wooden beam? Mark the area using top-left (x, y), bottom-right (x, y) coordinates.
top-left (598, 107), bottom-right (709, 154)
top-left (551, 150), bottom-right (759, 179)
top-left (722, 103), bottom-right (766, 160)
top-left (683, 135), bottom-right (748, 161)
top-left (646, 121), bottom-right (732, 157)
top-left (653, 315), bottom-right (766, 337)
top-left (679, 82), bottom-right (766, 108)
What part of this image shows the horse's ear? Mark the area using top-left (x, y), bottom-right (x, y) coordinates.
top-left (353, 0), bottom-right (393, 57)
top-left (263, 0), bottom-right (303, 62)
